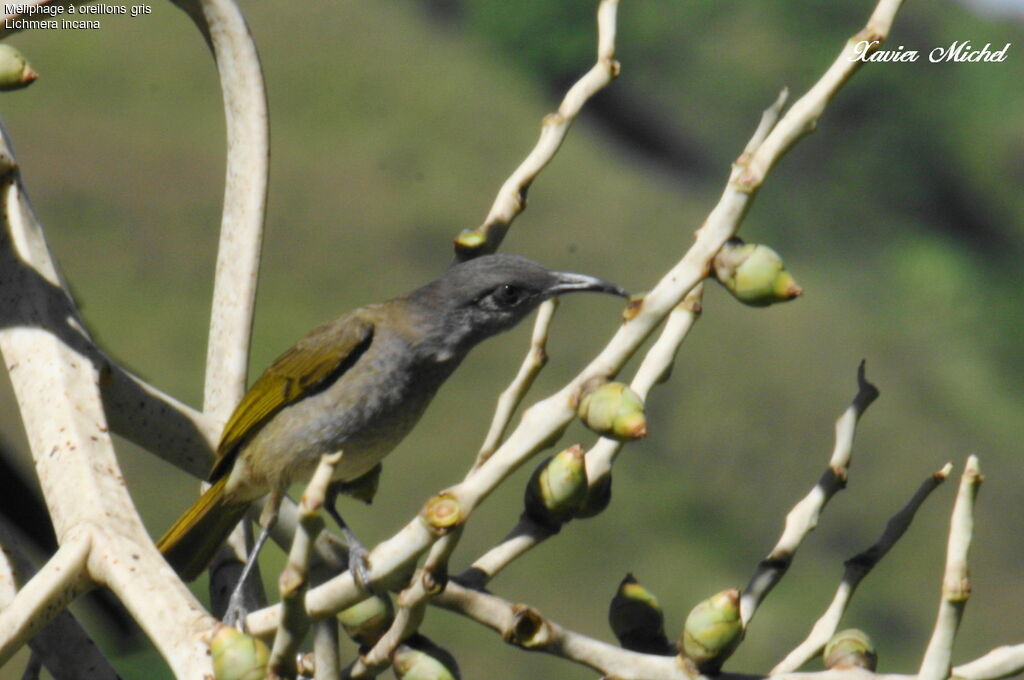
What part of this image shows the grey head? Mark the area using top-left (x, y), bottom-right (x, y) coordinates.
top-left (404, 253), bottom-right (627, 359)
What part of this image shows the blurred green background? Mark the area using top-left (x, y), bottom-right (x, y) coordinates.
top-left (1, 1), bottom-right (1022, 678)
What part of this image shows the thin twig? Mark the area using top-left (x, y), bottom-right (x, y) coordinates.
top-left (740, 363), bottom-right (879, 626)
top-left (269, 452), bottom-right (340, 678)
top-left (313, 618), bottom-right (342, 680)
top-left (919, 456), bottom-right (983, 680)
top-left (347, 530), bottom-right (462, 679)
top-left (585, 283), bottom-right (705, 487)
top-left (454, 0), bottom-right (621, 259)
top-left (772, 463), bottom-right (953, 674)
top-left (473, 298), bottom-right (559, 470)
top-left (434, 581), bottom-right (686, 680)
top-left (465, 516), bottom-right (557, 585)
top-left (954, 645), bottom-right (1024, 680)
top-left (736, 0), bottom-right (908, 192)
top-left (0, 534), bottom-right (90, 667)
top-left (347, 605), bottom-right (426, 680)
top-left (722, 672), bottom-right (906, 680)
top-left (0, 519), bottom-right (119, 680)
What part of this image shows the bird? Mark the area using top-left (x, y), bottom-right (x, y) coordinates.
top-left (156, 253), bottom-right (626, 618)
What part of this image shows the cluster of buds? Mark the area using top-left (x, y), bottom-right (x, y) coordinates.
top-left (605, 579), bottom-right (745, 671)
top-left (712, 237), bottom-right (802, 307)
top-left (608, 574), bottom-right (673, 655)
top-left (207, 624), bottom-right (270, 680)
top-left (577, 380), bottom-right (647, 441)
top-left (0, 45), bottom-right (38, 91)
top-left (519, 380), bottom-right (647, 526)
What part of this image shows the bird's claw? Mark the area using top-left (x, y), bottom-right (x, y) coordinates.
top-left (222, 592), bottom-right (248, 630)
top-left (348, 545), bottom-right (376, 593)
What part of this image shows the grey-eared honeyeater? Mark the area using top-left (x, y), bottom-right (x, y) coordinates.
top-left (156, 253), bottom-right (626, 616)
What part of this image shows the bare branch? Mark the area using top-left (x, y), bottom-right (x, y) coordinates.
top-left (474, 298), bottom-right (559, 470)
top-left (0, 120), bottom-right (216, 676)
top-left (954, 645), bottom-right (1024, 680)
top-left (244, 514), bottom-right (437, 636)
top-left (466, 516), bottom-right (556, 585)
top-left (0, 519), bottom-right (117, 679)
top-left (772, 463), bottom-right (953, 674)
top-left (170, 0), bottom-right (269, 416)
top-left (313, 618), bottom-right (342, 680)
top-left (724, 672), bottom-right (908, 680)
top-left (740, 363), bottom-right (879, 626)
top-left (347, 602), bottom-right (426, 679)
top-left (269, 452), bottom-right (340, 678)
top-left (0, 532), bottom-right (90, 666)
top-left (736, 0), bottom-right (908, 192)
top-left (454, 0), bottom-right (620, 258)
top-left (0, 521), bottom-right (118, 680)
top-left (101, 367), bottom-right (219, 477)
top-left (170, 0), bottom-right (272, 614)
top-left (585, 283), bottom-right (705, 488)
top-left (919, 456), bottom-right (983, 680)
top-left (434, 581), bottom-right (687, 680)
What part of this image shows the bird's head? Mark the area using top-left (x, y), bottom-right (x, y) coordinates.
top-left (406, 253), bottom-right (627, 359)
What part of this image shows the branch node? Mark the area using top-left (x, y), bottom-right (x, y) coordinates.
top-left (508, 605), bottom-right (551, 649)
top-left (422, 493), bottom-right (463, 534)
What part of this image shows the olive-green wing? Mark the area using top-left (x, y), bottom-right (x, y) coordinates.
top-left (209, 313), bottom-right (375, 482)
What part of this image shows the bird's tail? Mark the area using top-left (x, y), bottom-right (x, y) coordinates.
top-left (156, 476), bottom-right (250, 582)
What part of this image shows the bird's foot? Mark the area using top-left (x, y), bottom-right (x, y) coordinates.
top-left (344, 529), bottom-right (375, 593)
top-left (325, 484), bottom-right (377, 592)
top-left (218, 524), bottom-right (272, 629)
top-left (222, 586), bottom-right (249, 630)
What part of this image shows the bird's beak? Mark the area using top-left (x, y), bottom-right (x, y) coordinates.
top-left (547, 271), bottom-right (629, 298)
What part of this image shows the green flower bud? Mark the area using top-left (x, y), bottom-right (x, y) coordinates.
top-left (609, 574), bottom-right (672, 655)
top-left (0, 45), bottom-right (38, 91)
top-left (577, 381), bottom-right (647, 441)
top-left (208, 624), bottom-right (270, 680)
top-left (393, 634), bottom-right (461, 680)
top-left (824, 629), bottom-right (877, 671)
top-left (337, 593), bottom-right (394, 647)
top-left (524, 444), bottom-right (588, 527)
top-left (713, 238), bottom-right (802, 307)
top-left (679, 588), bottom-right (743, 671)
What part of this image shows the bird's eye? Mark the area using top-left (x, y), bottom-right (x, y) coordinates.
top-left (490, 284), bottom-right (526, 308)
